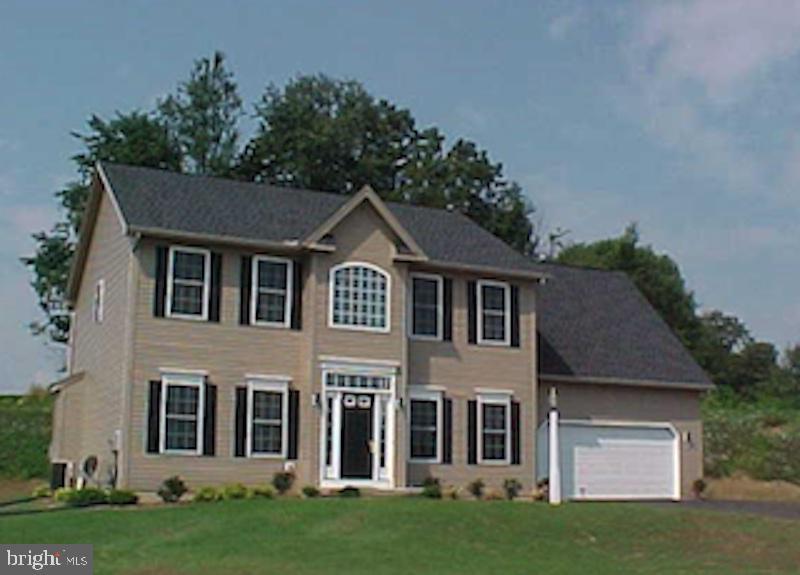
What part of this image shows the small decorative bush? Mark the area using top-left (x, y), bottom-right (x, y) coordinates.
top-left (503, 478), bottom-right (522, 501)
top-left (193, 486), bottom-right (222, 503)
top-left (222, 483), bottom-right (250, 500)
top-left (338, 486), bottom-right (361, 498)
top-left (272, 471), bottom-right (295, 495)
top-left (467, 478), bottom-right (485, 499)
top-left (55, 487), bottom-right (108, 507)
top-left (108, 489), bottom-right (139, 506)
top-left (484, 488), bottom-right (505, 501)
top-left (692, 478), bottom-right (707, 499)
top-left (421, 476), bottom-right (442, 499)
top-left (443, 486), bottom-right (461, 500)
top-left (158, 476), bottom-right (188, 503)
top-left (31, 485), bottom-right (52, 499)
top-left (530, 487), bottom-right (546, 502)
top-left (251, 485), bottom-right (275, 499)
top-left (302, 485), bottom-right (320, 498)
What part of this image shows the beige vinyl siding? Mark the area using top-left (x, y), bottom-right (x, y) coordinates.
top-left (537, 381), bottom-right (703, 499)
top-left (126, 240), bottom-right (312, 490)
top-left (55, 190), bottom-right (132, 482)
top-left (407, 276), bottom-right (537, 490)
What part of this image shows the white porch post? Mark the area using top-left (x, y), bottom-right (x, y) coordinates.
top-left (548, 387), bottom-right (562, 505)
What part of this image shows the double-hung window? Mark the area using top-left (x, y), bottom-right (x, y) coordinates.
top-left (410, 273), bottom-right (442, 339)
top-left (477, 280), bottom-right (510, 345)
top-left (160, 374), bottom-right (204, 454)
top-left (251, 256), bottom-right (292, 327)
top-left (247, 379), bottom-right (288, 458)
top-left (330, 263), bottom-right (389, 331)
top-left (409, 390), bottom-right (442, 462)
top-left (477, 393), bottom-right (511, 464)
top-left (167, 247), bottom-right (210, 320)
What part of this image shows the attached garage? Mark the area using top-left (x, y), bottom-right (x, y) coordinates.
top-left (537, 420), bottom-right (680, 501)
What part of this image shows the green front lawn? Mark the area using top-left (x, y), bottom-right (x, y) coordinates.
top-left (0, 498), bottom-right (797, 574)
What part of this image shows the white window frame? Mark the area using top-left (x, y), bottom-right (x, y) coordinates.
top-left (476, 279), bottom-right (511, 346)
top-left (408, 388), bottom-right (443, 463)
top-left (250, 255), bottom-right (293, 328)
top-left (477, 392), bottom-right (512, 465)
top-left (408, 273), bottom-right (443, 341)
top-left (92, 279), bottom-right (105, 324)
top-left (166, 246), bottom-right (211, 321)
top-left (159, 372), bottom-right (205, 456)
top-left (328, 262), bottom-right (391, 333)
top-left (246, 378), bottom-right (289, 459)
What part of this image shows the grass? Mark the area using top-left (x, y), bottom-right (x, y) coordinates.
top-left (0, 498), bottom-right (798, 575)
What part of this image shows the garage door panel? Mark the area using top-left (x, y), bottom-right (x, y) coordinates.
top-left (538, 422), bottom-right (678, 500)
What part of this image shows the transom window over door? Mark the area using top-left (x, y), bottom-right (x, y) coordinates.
top-left (167, 247), bottom-right (210, 319)
top-left (410, 274), bottom-right (442, 339)
top-left (478, 280), bottom-right (510, 345)
top-left (330, 263), bottom-right (390, 331)
top-left (251, 256), bottom-right (292, 327)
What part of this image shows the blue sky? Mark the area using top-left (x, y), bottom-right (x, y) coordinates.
top-left (1, 0), bottom-right (799, 393)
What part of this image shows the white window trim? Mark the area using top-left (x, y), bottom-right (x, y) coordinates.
top-left (250, 255), bottom-right (293, 328)
top-left (159, 372), bottom-right (205, 456)
top-left (408, 388), bottom-right (443, 463)
top-left (477, 392), bottom-right (512, 465)
top-left (408, 273), bottom-right (443, 341)
top-left (328, 261), bottom-right (391, 333)
top-left (476, 279), bottom-right (511, 346)
top-left (93, 279), bottom-right (105, 324)
top-left (246, 378), bottom-right (289, 459)
top-left (165, 246), bottom-right (211, 321)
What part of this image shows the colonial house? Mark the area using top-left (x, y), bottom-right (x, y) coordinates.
top-left (49, 163), bottom-right (711, 499)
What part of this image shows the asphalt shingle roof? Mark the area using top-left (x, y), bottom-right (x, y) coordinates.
top-left (100, 163), bottom-right (710, 387)
top-left (537, 263), bottom-right (711, 386)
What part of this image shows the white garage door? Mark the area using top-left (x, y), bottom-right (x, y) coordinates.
top-left (537, 421), bottom-right (679, 500)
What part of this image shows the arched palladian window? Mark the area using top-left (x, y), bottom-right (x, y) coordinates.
top-left (329, 263), bottom-right (390, 332)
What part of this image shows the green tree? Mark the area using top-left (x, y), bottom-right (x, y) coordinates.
top-left (556, 224), bottom-right (701, 349)
top-left (159, 51), bottom-right (242, 175)
top-left (23, 112), bottom-right (180, 344)
top-left (238, 75), bottom-right (537, 253)
top-left (693, 310), bottom-right (753, 385)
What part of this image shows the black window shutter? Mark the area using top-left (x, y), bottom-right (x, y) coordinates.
top-left (209, 253), bottom-right (222, 322)
top-left (467, 399), bottom-right (477, 464)
top-left (203, 381), bottom-right (217, 456)
top-left (288, 389), bottom-right (300, 460)
top-left (510, 285), bottom-right (520, 348)
top-left (511, 401), bottom-right (521, 465)
top-left (443, 398), bottom-right (453, 464)
top-left (234, 386), bottom-right (247, 457)
top-left (467, 281), bottom-right (477, 344)
top-left (154, 246), bottom-right (168, 317)
top-left (240, 256), bottom-right (252, 325)
top-left (291, 261), bottom-right (303, 330)
top-left (147, 380), bottom-right (162, 454)
top-left (442, 278), bottom-right (453, 341)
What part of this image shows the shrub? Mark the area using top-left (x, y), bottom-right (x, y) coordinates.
top-left (272, 471), bottom-right (295, 495)
top-left (503, 478), bottom-right (522, 500)
top-left (443, 486), bottom-right (461, 500)
top-left (484, 488), bottom-right (505, 501)
top-left (0, 393), bottom-right (52, 479)
top-left (193, 486), bottom-right (222, 503)
top-left (530, 487), bottom-right (546, 502)
top-left (421, 477), bottom-right (442, 499)
top-left (302, 485), bottom-right (320, 498)
top-left (467, 478), bottom-right (485, 499)
top-left (692, 478), bottom-right (707, 499)
top-left (251, 485), bottom-right (275, 499)
top-left (31, 485), bottom-right (52, 499)
top-left (221, 483), bottom-right (250, 500)
top-left (55, 487), bottom-right (108, 507)
top-left (157, 476), bottom-right (188, 503)
top-left (108, 489), bottom-right (139, 505)
top-left (338, 486), bottom-right (361, 498)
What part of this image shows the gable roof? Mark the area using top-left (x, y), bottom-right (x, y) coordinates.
top-left (537, 263), bottom-right (712, 389)
top-left (97, 162), bottom-right (548, 279)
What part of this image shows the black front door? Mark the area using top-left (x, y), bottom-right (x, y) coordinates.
top-left (340, 395), bottom-right (373, 479)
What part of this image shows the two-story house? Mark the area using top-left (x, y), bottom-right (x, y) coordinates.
top-left (49, 163), bottom-right (711, 500)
